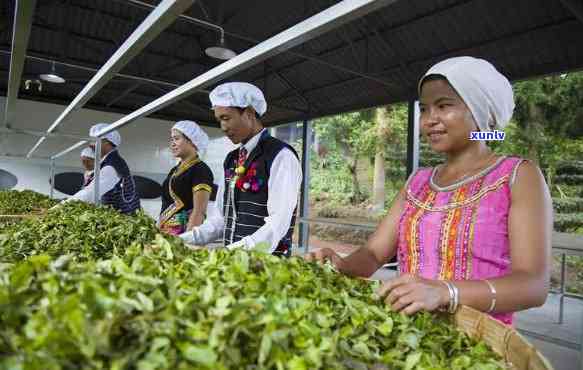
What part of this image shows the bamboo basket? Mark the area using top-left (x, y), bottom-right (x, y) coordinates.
top-left (453, 305), bottom-right (553, 370)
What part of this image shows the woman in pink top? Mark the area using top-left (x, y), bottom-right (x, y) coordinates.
top-left (307, 56), bottom-right (552, 325)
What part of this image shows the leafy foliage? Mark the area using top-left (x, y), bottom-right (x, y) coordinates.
top-left (0, 201), bottom-right (160, 263)
top-left (0, 192), bottom-right (507, 369)
top-left (557, 161), bottom-right (583, 176)
top-left (0, 190), bottom-right (58, 215)
top-left (554, 213), bottom-right (583, 233)
top-left (0, 239), bottom-right (506, 369)
top-left (514, 73), bottom-right (583, 139)
top-left (553, 198), bottom-right (583, 214)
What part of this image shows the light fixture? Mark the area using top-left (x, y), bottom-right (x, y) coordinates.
top-left (39, 61), bottom-right (66, 84)
top-left (205, 32), bottom-right (237, 60)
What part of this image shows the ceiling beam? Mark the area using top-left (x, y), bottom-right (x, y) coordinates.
top-left (337, 26), bottom-right (363, 71)
top-left (197, 1), bottom-right (211, 20)
top-left (105, 82), bottom-right (144, 107)
top-left (69, 1), bottom-right (207, 48)
top-left (270, 16), bottom-right (577, 107)
top-left (0, 127), bottom-right (92, 141)
top-left (367, 16), bottom-right (578, 82)
top-left (272, 72), bottom-right (312, 112)
top-left (119, 0), bottom-right (402, 88)
top-left (50, 0), bottom-right (399, 161)
top-left (3, 0), bottom-right (37, 128)
top-left (30, 22), bottom-right (210, 73)
top-left (0, 49), bottom-right (208, 92)
top-left (147, 82), bottom-right (210, 116)
top-left (559, 0), bottom-right (583, 25)
top-left (248, 0), bottom-right (475, 87)
top-left (0, 88), bottom-right (219, 128)
top-left (27, 0), bottom-right (197, 158)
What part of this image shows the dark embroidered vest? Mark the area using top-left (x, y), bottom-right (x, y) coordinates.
top-left (223, 131), bottom-right (298, 257)
top-left (100, 150), bottom-right (141, 214)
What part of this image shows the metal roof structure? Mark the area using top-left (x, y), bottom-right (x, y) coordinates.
top-left (2, 0), bottom-right (583, 129)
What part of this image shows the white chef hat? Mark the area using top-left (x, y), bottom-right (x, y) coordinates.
top-left (209, 82), bottom-right (267, 116)
top-left (80, 147), bottom-right (95, 159)
top-left (89, 123), bottom-right (122, 147)
top-left (172, 120), bottom-right (209, 154)
top-left (419, 56), bottom-right (515, 132)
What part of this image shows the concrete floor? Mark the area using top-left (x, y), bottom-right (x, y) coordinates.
top-left (515, 294), bottom-right (582, 370)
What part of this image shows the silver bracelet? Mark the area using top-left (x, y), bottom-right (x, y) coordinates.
top-left (484, 279), bottom-right (497, 313)
top-left (450, 282), bottom-right (459, 313)
top-left (440, 281), bottom-right (455, 313)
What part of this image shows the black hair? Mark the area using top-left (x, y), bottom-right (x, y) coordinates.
top-left (235, 106), bottom-right (261, 120)
top-left (419, 74), bottom-right (448, 92)
top-left (419, 74), bottom-right (466, 101)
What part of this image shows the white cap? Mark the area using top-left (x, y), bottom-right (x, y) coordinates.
top-left (419, 56), bottom-right (515, 132)
top-left (89, 123), bottom-right (122, 147)
top-left (80, 147), bottom-right (95, 159)
top-left (172, 120), bottom-right (209, 154)
top-left (209, 82), bottom-right (267, 116)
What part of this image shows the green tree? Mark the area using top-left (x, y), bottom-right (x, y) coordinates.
top-left (496, 72), bottom-right (583, 186)
top-left (313, 110), bottom-right (375, 204)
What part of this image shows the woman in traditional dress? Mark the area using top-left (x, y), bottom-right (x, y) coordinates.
top-left (159, 121), bottom-right (214, 235)
top-left (307, 56), bottom-right (552, 325)
top-left (80, 147), bottom-right (95, 188)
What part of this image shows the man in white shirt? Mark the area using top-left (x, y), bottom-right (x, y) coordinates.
top-left (68, 123), bottom-right (141, 214)
top-left (180, 82), bottom-right (302, 256)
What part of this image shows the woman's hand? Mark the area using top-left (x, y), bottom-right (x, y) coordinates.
top-left (377, 274), bottom-right (450, 315)
top-left (304, 248), bottom-right (346, 270)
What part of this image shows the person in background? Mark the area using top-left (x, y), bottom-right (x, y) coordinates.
top-left (67, 123), bottom-right (141, 214)
top-left (159, 120), bottom-right (215, 235)
top-left (306, 56), bottom-right (552, 325)
top-left (179, 82), bottom-right (302, 257)
top-left (80, 147), bottom-right (95, 188)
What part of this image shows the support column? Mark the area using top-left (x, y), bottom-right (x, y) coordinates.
top-left (298, 120), bottom-right (311, 254)
top-left (49, 158), bottom-right (56, 199)
top-left (93, 139), bottom-right (102, 205)
top-left (406, 100), bottom-right (420, 177)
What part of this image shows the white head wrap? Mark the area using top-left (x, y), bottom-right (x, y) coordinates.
top-left (209, 82), bottom-right (267, 116)
top-left (172, 120), bottom-right (209, 154)
top-left (80, 147), bottom-right (95, 159)
top-left (419, 56), bottom-right (515, 132)
top-left (89, 123), bottom-right (122, 147)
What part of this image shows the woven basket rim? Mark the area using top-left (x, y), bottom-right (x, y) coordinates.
top-left (454, 305), bottom-right (554, 370)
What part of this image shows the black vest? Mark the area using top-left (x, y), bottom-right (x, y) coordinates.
top-left (223, 131), bottom-right (298, 257)
top-left (100, 150), bottom-right (141, 214)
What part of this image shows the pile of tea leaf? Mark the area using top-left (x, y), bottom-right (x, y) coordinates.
top-left (0, 201), bottom-right (160, 263)
top-left (0, 235), bottom-right (506, 370)
top-left (0, 192), bottom-right (507, 369)
top-left (0, 190), bottom-right (58, 215)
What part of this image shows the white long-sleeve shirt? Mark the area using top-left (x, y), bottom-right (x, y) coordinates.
top-left (192, 129), bottom-right (302, 253)
top-left (68, 152), bottom-right (120, 204)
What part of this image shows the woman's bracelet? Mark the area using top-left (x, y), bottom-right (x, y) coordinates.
top-left (483, 279), bottom-right (497, 313)
top-left (440, 281), bottom-right (459, 314)
top-left (450, 282), bottom-right (459, 313)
